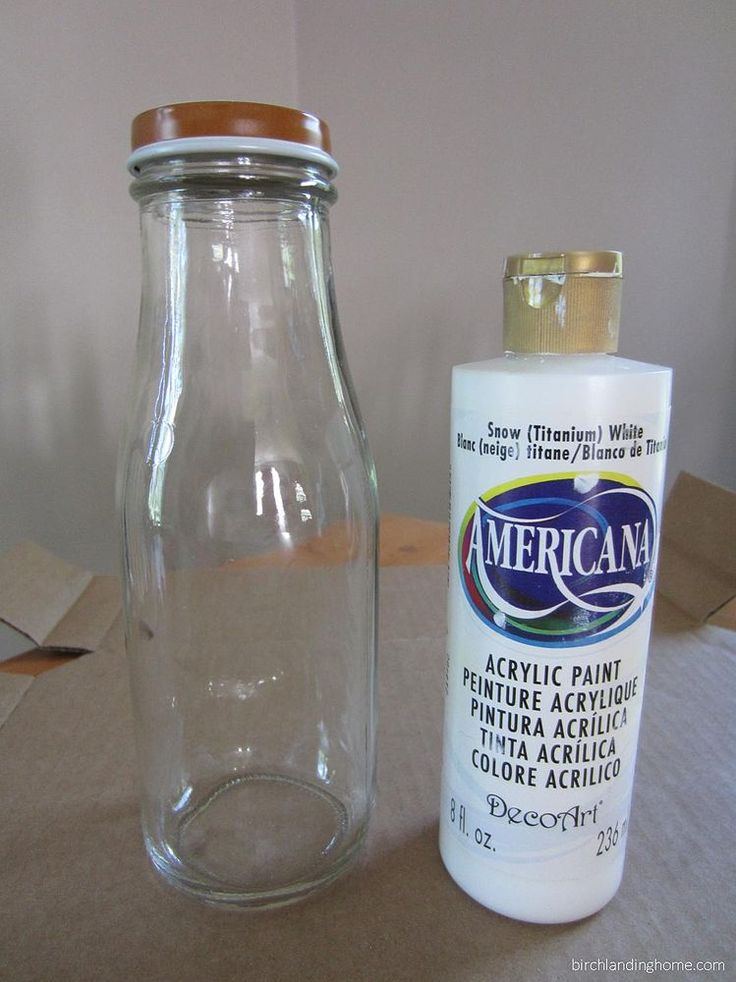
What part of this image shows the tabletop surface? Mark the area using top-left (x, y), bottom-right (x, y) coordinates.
top-left (0, 514), bottom-right (448, 677)
top-left (0, 519), bottom-right (734, 982)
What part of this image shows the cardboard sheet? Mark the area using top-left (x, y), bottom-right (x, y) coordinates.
top-left (0, 672), bottom-right (32, 729)
top-left (0, 541), bottom-right (120, 653)
top-left (0, 474), bottom-right (734, 980)
top-left (657, 471), bottom-right (736, 623)
top-left (0, 566), bottom-right (734, 981)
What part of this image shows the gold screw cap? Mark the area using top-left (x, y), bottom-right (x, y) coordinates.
top-left (503, 251), bottom-right (623, 354)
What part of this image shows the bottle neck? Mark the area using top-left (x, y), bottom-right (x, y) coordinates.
top-left (135, 154), bottom-right (335, 323)
top-left (133, 153), bottom-right (337, 356)
top-left (130, 152), bottom-right (335, 205)
top-left (132, 162), bottom-right (346, 442)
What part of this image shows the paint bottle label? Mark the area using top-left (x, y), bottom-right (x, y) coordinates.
top-left (441, 380), bottom-right (670, 919)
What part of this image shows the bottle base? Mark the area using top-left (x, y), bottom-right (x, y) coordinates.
top-left (439, 829), bottom-right (623, 924)
top-left (145, 772), bottom-right (366, 909)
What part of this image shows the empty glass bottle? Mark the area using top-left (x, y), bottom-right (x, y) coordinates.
top-left (118, 102), bottom-right (378, 907)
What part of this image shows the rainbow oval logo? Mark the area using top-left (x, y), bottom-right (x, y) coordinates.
top-left (458, 472), bottom-right (658, 647)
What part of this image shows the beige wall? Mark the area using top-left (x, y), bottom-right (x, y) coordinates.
top-left (0, 0), bottom-right (297, 657)
top-left (1, 1), bottom-right (735, 656)
top-left (0, 0), bottom-right (296, 569)
top-left (297, 0), bottom-right (736, 519)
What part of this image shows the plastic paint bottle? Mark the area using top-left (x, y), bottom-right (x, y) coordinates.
top-left (439, 251), bottom-right (671, 923)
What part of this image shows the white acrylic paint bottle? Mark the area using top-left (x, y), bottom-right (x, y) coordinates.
top-left (439, 251), bottom-right (671, 923)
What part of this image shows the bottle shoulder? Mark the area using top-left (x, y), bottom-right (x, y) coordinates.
top-left (453, 353), bottom-right (671, 379)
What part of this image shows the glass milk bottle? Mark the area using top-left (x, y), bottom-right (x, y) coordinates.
top-left (118, 102), bottom-right (378, 907)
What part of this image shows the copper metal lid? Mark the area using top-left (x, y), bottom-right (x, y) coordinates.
top-left (128, 101), bottom-right (337, 175)
top-left (503, 251), bottom-right (623, 354)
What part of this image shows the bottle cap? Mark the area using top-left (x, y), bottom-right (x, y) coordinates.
top-left (128, 101), bottom-right (337, 176)
top-left (503, 251), bottom-right (623, 354)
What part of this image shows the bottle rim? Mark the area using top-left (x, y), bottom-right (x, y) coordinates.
top-left (127, 136), bottom-right (339, 178)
